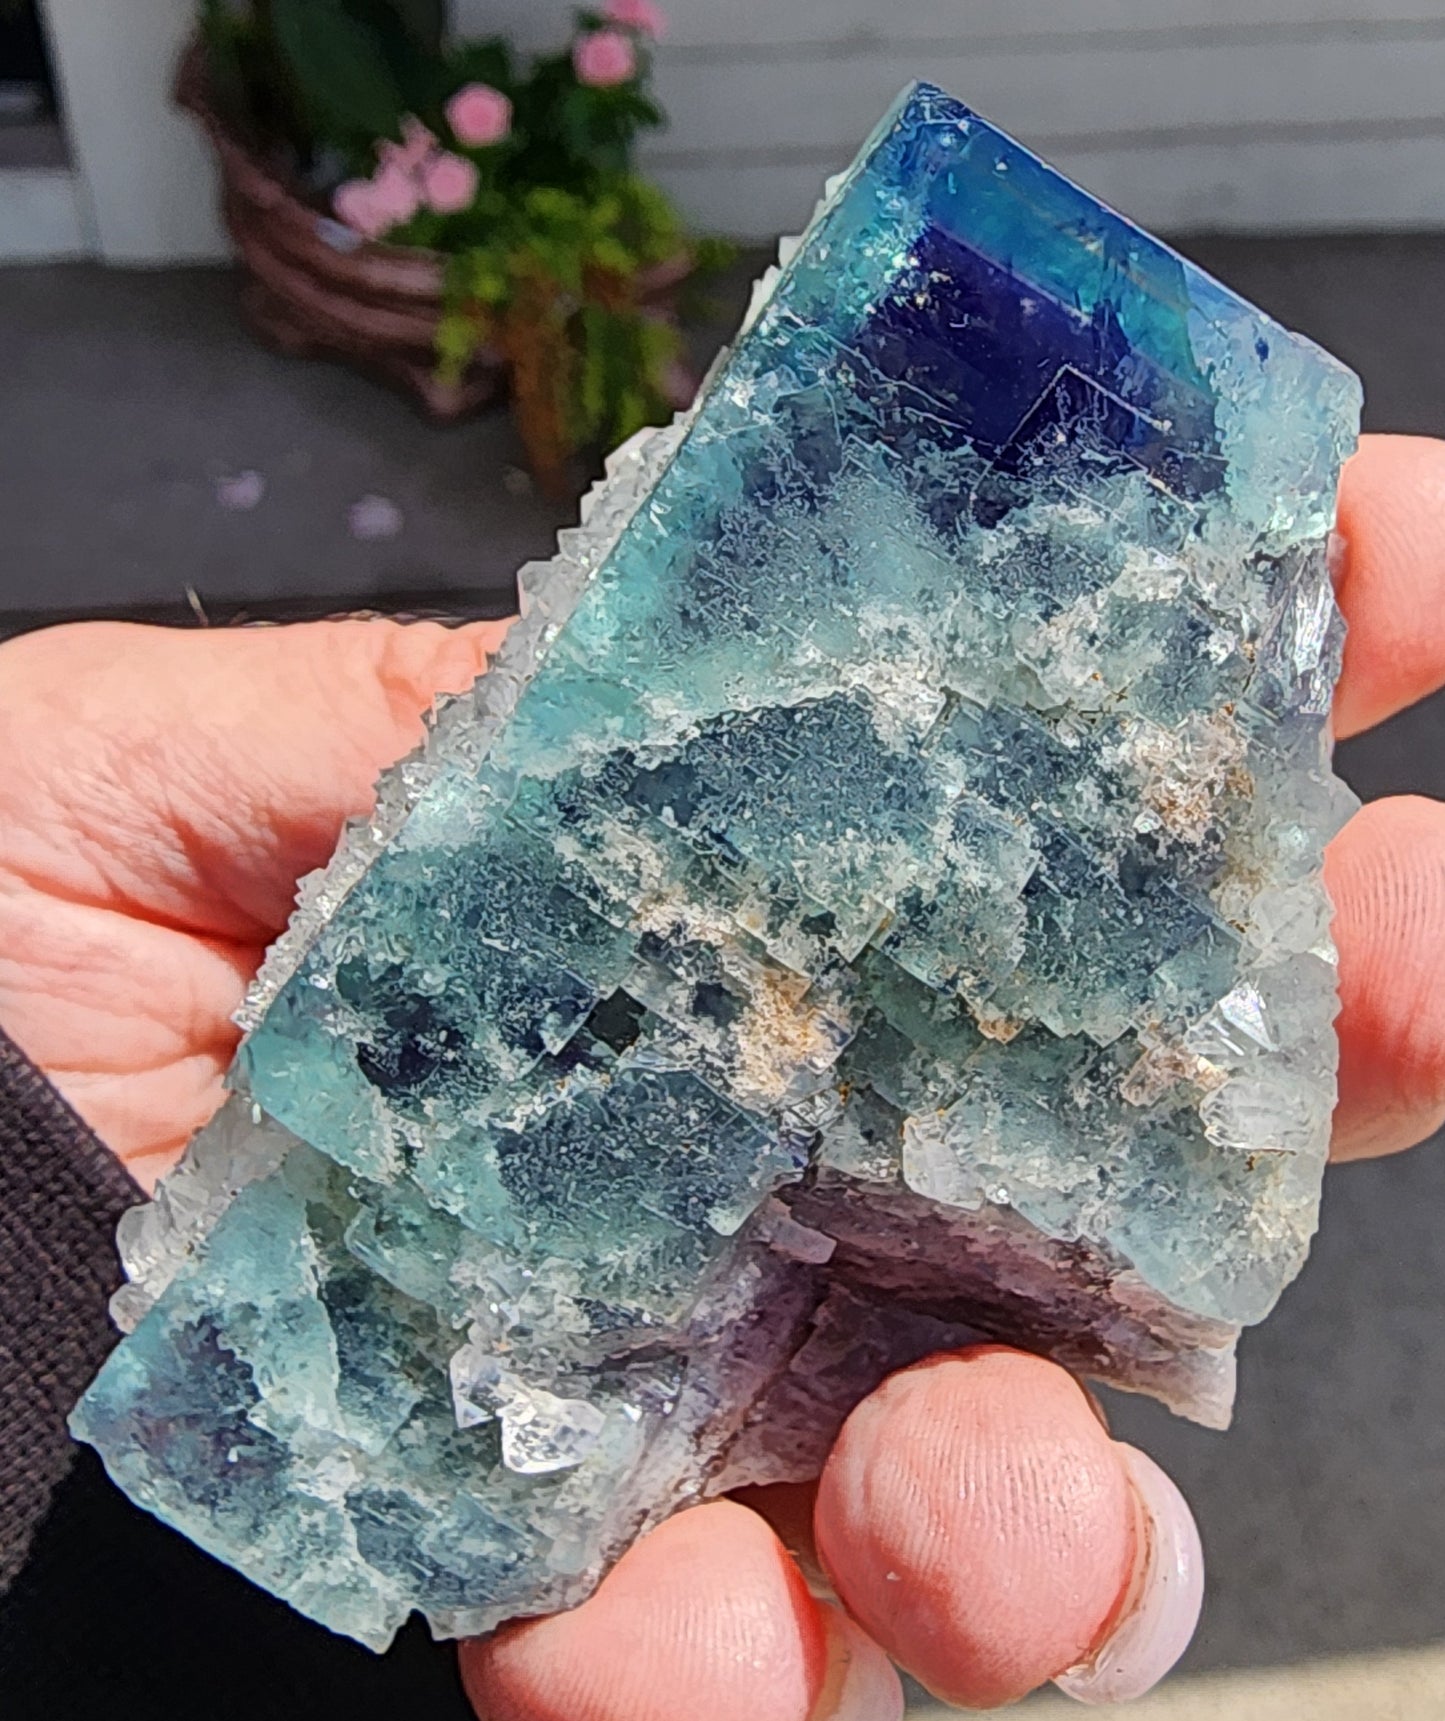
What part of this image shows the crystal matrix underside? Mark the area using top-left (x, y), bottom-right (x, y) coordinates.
top-left (73, 83), bottom-right (1361, 1648)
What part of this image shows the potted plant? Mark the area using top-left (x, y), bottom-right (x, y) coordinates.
top-left (185, 0), bottom-right (722, 490)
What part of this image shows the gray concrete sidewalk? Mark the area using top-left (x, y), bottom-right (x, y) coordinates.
top-left (0, 256), bottom-right (757, 632)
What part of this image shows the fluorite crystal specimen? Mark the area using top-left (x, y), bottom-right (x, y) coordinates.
top-left (73, 84), bottom-right (1361, 1649)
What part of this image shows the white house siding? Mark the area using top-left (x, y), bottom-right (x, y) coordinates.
top-left (40, 0), bottom-right (226, 263)
top-left (457, 0), bottom-right (1445, 238)
top-left (22, 1), bottom-right (1445, 263)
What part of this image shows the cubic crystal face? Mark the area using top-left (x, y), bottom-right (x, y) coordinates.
top-left (72, 84), bottom-right (1361, 1649)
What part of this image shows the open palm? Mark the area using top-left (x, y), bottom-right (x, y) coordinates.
top-left (2, 435), bottom-right (1444, 1719)
top-left (0, 616), bottom-right (508, 1191)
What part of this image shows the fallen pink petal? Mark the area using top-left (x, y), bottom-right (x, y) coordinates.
top-left (213, 470), bottom-right (265, 511)
top-left (347, 494), bottom-right (404, 541)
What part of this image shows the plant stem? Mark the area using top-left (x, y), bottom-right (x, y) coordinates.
top-left (500, 270), bottom-right (575, 498)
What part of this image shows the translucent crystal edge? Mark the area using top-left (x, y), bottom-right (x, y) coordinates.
top-left (112, 214), bottom-right (832, 1328)
top-left (234, 208), bottom-right (835, 1042)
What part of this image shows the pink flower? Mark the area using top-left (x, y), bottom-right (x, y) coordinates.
top-left (447, 83), bottom-right (512, 148)
top-left (573, 28), bottom-right (636, 87)
top-left (378, 115), bottom-right (437, 174)
top-left (421, 150), bottom-right (480, 215)
top-left (369, 162), bottom-right (423, 229)
top-left (333, 178), bottom-right (388, 239)
top-left (604, 0), bottom-right (666, 37)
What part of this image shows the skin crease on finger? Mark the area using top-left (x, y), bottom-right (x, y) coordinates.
top-left (814, 1347), bottom-right (1137, 1710)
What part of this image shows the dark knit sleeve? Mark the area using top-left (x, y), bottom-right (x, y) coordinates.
top-left (0, 1026), bottom-right (138, 1592)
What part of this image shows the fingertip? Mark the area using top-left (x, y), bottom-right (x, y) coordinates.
top-left (1334, 434), bottom-right (1445, 739)
top-left (728, 1482), bottom-right (827, 1593)
top-left (814, 1347), bottom-right (1135, 1709)
top-left (1052, 1445), bottom-right (1204, 1706)
top-left (460, 1501), bottom-right (826, 1721)
top-left (1328, 794), bottom-right (1445, 1159)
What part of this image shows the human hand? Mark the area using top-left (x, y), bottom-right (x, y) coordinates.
top-left (0, 616), bottom-right (508, 1190)
top-left (1, 433), bottom-right (1442, 1716)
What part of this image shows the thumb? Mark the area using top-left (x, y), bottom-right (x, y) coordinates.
top-left (0, 617), bottom-right (510, 947)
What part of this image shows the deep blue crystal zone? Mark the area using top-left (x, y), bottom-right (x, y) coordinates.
top-left (73, 84), bottom-right (1360, 1648)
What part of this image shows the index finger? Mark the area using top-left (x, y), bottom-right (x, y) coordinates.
top-left (1334, 434), bottom-right (1445, 740)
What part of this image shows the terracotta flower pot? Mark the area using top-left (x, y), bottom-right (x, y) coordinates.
top-left (176, 43), bottom-right (503, 422)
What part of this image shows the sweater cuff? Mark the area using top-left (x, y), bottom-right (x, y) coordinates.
top-left (0, 1026), bottom-right (139, 1591)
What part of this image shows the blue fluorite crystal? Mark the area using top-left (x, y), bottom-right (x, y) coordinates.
top-left (73, 84), bottom-right (1361, 1648)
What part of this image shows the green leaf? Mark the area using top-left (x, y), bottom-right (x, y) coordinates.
top-left (199, 5), bottom-right (256, 139)
top-left (611, 384), bottom-right (654, 447)
top-left (525, 237), bottom-right (584, 296)
top-left (525, 186), bottom-right (585, 231)
top-left (631, 94), bottom-right (665, 131)
top-left (469, 255), bottom-right (510, 304)
top-left (589, 193), bottom-right (623, 231)
top-left (619, 174), bottom-right (677, 231)
top-left (436, 309), bottom-right (479, 386)
top-left (346, 0), bottom-right (446, 114)
top-left (637, 315), bottom-right (680, 373)
top-left (269, 0), bottom-right (403, 145)
top-left (589, 234), bottom-right (634, 276)
top-left (690, 235), bottom-right (738, 277)
top-left (577, 305), bottom-right (610, 441)
top-left (450, 37), bottom-right (515, 90)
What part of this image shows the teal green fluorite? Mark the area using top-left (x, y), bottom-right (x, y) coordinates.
top-left (73, 83), bottom-right (1360, 1648)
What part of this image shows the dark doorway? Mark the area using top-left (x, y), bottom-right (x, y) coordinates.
top-left (0, 0), bottom-right (65, 167)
